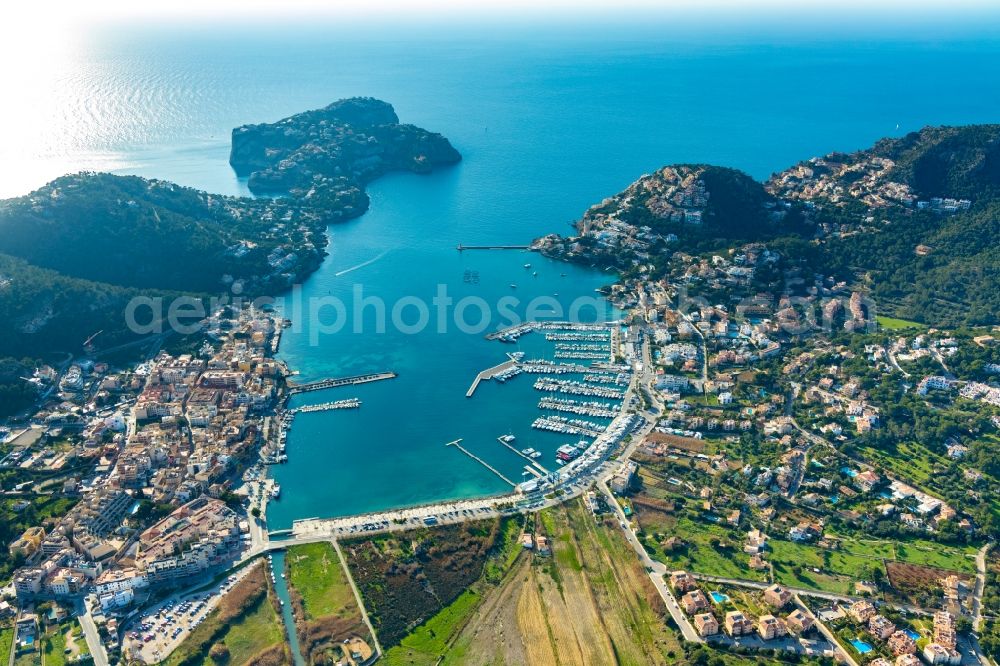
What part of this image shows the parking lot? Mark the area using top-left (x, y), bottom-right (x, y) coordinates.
top-left (128, 566), bottom-right (254, 664)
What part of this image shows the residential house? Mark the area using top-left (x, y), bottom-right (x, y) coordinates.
top-left (758, 614), bottom-right (788, 640)
top-left (725, 610), bottom-right (754, 636)
top-left (922, 643), bottom-right (961, 665)
top-left (763, 583), bottom-right (792, 609)
top-left (694, 613), bottom-right (719, 637)
top-left (785, 608), bottom-right (814, 633)
top-left (669, 570), bottom-right (697, 593)
top-left (869, 615), bottom-right (896, 640)
top-left (848, 600), bottom-right (877, 623)
top-left (888, 630), bottom-right (917, 656)
top-left (682, 590), bottom-right (710, 615)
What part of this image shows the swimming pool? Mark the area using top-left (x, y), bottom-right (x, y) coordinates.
top-left (710, 591), bottom-right (730, 603)
top-left (850, 639), bottom-right (873, 654)
top-left (905, 629), bottom-right (921, 640)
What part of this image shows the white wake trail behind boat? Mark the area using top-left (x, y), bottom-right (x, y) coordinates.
top-left (334, 250), bottom-right (390, 277)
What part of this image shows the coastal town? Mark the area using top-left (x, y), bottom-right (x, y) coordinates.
top-left (0, 114), bottom-right (999, 666)
top-left (2, 223), bottom-right (999, 666)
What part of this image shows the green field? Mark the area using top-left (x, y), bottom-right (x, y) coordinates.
top-left (0, 627), bottom-right (13, 665)
top-left (637, 512), bottom-right (767, 582)
top-left (768, 535), bottom-right (979, 594)
top-left (286, 541), bottom-right (356, 620)
top-left (877, 316), bottom-right (928, 331)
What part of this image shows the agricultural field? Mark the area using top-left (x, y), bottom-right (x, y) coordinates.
top-left (885, 562), bottom-right (974, 608)
top-left (164, 561), bottom-right (287, 666)
top-left (285, 541), bottom-right (372, 664)
top-left (377, 500), bottom-right (682, 665)
top-left (444, 499), bottom-right (679, 665)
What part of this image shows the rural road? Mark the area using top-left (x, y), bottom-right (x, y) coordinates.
top-left (332, 539), bottom-right (384, 659)
top-left (597, 480), bottom-right (702, 642)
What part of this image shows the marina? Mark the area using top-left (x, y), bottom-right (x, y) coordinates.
top-left (518, 360), bottom-right (589, 374)
top-left (532, 415), bottom-right (606, 438)
top-left (583, 373), bottom-right (630, 385)
top-left (538, 397), bottom-right (619, 418)
top-left (554, 343), bottom-right (608, 352)
top-left (553, 350), bottom-right (611, 360)
top-left (289, 398), bottom-right (361, 414)
top-left (545, 332), bottom-right (609, 342)
top-left (533, 378), bottom-right (625, 399)
top-left (496, 434), bottom-right (550, 473)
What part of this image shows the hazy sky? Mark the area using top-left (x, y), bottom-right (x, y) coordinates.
top-left (9, 0), bottom-right (1000, 24)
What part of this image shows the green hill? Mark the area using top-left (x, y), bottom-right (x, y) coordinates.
top-left (230, 97), bottom-right (461, 208)
top-left (0, 173), bottom-right (331, 293)
top-left (873, 124), bottom-right (1000, 200)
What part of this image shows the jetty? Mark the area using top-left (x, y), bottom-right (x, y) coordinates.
top-left (466, 360), bottom-right (518, 397)
top-left (445, 439), bottom-right (517, 487)
top-left (485, 322), bottom-right (535, 342)
top-left (496, 436), bottom-right (549, 473)
top-left (456, 244), bottom-right (530, 251)
top-left (288, 371), bottom-right (397, 394)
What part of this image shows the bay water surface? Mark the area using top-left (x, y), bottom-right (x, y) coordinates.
top-left (3, 19), bottom-right (999, 527)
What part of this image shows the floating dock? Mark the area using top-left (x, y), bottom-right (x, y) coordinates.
top-left (466, 360), bottom-right (518, 397)
top-left (496, 436), bottom-right (549, 473)
top-left (446, 439), bottom-right (517, 487)
top-left (288, 371), bottom-right (397, 394)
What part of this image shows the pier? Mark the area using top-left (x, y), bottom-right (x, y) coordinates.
top-left (456, 244), bottom-right (530, 251)
top-left (485, 322), bottom-right (535, 342)
top-left (288, 371), bottom-right (397, 394)
top-left (496, 436), bottom-right (549, 473)
top-left (466, 360), bottom-right (518, 397)
top-left (446, 439), bottom-right (517, 487)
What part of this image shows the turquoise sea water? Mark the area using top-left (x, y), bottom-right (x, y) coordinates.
top-left (4, 17), bottom-right (1000, 527)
